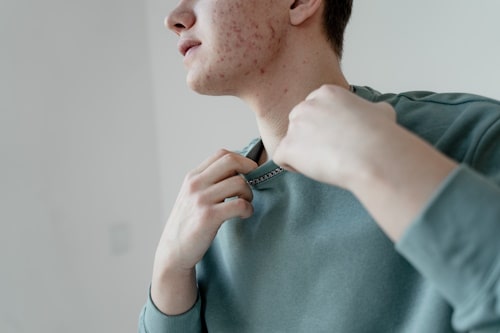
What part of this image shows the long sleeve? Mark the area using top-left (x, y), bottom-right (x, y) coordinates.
top-left (138, 289), bottom-right (203, 333)
top-left (396, 165), bottom-right (500, 332)
top-left (390, 89), bottom-right (500, 332)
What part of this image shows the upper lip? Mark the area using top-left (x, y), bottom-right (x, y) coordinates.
top-left (178, 39), bottom-right (201, 56)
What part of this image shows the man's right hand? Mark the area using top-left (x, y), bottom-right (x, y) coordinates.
top-left (151, 149), bottom-right (258, 315)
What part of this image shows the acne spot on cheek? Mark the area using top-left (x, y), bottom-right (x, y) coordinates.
top-left (231, 21), bottom-right (242, 33)
top-left (253, 33), bottom-right (263, 40)
top-left (284, 88), bottom-right (289, 94)
top-left (260, 68), bottom-right (265, 74)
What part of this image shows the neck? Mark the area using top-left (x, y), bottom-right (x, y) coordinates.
top-left (238, 43), bottom-right (349, 164)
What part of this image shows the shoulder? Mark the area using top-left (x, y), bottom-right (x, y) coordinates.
top-left (354, 85), bottom-right (500, 164)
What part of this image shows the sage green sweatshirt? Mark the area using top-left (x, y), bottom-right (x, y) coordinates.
top-left (139, 86), bottom-right (500, 332)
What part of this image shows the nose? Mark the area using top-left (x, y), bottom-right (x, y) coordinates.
top-left (165, 2), bottom-right (196, 35)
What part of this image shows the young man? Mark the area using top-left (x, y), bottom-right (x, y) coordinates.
top-left (139, 0), bottom-right (500, 332)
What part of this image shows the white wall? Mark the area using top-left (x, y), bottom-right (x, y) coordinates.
top-left (2, 1), bottom-right (500, 332)
top-left (343, 0), bottom-right (500, 98)
top-left (1, 1), bottom-right (161, 332)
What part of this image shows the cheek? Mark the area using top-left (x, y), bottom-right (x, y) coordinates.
top-left (216, 19), bottom-right (283, 67)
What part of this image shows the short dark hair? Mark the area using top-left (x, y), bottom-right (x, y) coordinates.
top-left (323, 0), bottom-right (353, 58)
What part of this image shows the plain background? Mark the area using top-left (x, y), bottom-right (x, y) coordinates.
top-left (1, 0), bottom-right (500, 332)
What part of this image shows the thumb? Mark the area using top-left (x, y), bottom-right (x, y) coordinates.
top-left (376, 102), bottom-right (396, 121)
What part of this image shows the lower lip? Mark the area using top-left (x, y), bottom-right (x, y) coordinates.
top-left (184, 45), bottom-right (200, 61)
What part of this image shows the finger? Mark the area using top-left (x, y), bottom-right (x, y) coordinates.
top-left (305, 85), bottom-right (323, 101)
top-left (201, 152), bottom-right (258, 185)
top-left (376, 102), bottom-right (396, 121)
top-left (204, 175), bottom-right (254, 203)
top-left (191, 149), bottom-right (231, 174)
top-left (211, 198), bottom-right (254, 223)
top-left (288, 102), bottom-right (305, 121)
top-left (304, 84), bottom-right (340, 101)
top-left (306, 84), bottom-right (352, 103)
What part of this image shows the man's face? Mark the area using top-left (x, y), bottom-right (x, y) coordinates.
top-left (167, 0), bottom-right (290, 96)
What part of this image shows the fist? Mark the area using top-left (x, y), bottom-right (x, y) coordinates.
top-left (274, 85), bottom-right (396, 189)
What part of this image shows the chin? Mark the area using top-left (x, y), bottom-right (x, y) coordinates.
top-left (187, 75), bottom-right (236, 97)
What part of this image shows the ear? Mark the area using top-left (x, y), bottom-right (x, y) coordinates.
top-left (289, 0), bottom-right (323, 26)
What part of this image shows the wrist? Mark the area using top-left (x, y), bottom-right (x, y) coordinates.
top-left (151, 263), bottom-right (198, 316)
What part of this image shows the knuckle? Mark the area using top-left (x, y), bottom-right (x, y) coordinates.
top-left (198, 206), bottom-right (215, 222)
top-left (186, 174), bottom-right (203, 193)
top-left (184, 170), bottom-right (195, 181)
top-left (239, 185), bottom-right (254, 202)
top-left (289, 105), bottom-right (300, 120)
top-left (246, 188), bottom-right (254, 202)
top-left (222, 152), bottom-right (241, 169)
top-left (325, 84), bottom-right (341, 93)
top-left (381, 101), bottom-right (395, 112)
top-left (319, 84), bottom-right (331, 93)
top-left (290, 104), bottom-right (306, 121)
top-left (193, 191), bottom-right (208, 206)
top-left (215, 148), bottom-right (230, 157)
top-left (234, 198), bottom-right (250, 211)
top-left (234, 175), bottom-right (248, 187)
top-left (222, 152), bottom-right (237, 163)
top-left (237, 200), bottom-right (253, 218)
top-left (377, 102), bottom-right (396, 119)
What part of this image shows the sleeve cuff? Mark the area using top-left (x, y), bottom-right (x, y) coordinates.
top-left (396, 165), bottom-right (500, 312)
top-left (142, 287), bottom-right (202, 332)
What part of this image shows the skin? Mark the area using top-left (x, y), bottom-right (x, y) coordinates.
top-left (153, 0), bottom-right (458, 316)
top-left (167, 0), bottom-right (290, 96)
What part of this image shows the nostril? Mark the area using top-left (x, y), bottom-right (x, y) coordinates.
top-left (167, 10), bottom-right (195, 32)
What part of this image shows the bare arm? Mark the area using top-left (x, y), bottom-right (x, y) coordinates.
top-left (151, 150), bottom-right (257, 315)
